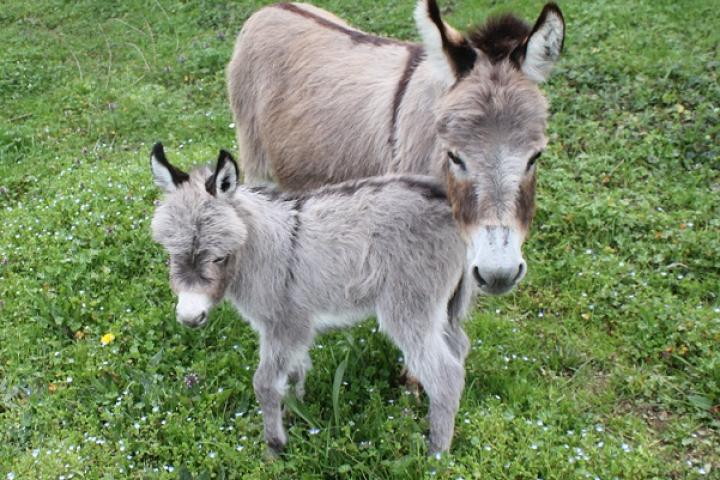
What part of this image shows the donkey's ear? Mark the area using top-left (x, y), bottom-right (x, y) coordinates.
top-left (516, 3), bottom-right (564, 83)
top-left (151, 142), bottom-right (189, 193)
top-left (415, 0), bottom-right (477, 85)
top-left (206, 149), bottom-right (239, 198)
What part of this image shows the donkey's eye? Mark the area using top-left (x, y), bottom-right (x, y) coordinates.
top-left (447, 151), bottom-right (466, 170)
top-left (527, 151), bottom-right (542, 170)
top-left (212, 255), bottom-right (229, 264)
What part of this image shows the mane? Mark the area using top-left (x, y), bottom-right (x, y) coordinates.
top-left (467, 13), bottom-right (530, 65)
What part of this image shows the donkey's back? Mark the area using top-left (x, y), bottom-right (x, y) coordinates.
top-left (228, 2), bottom-right (424, 189)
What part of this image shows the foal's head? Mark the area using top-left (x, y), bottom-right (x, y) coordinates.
top-left (150, 143), bottom-right (246, 328)
top-left (416, 0), bottom-right (564, 294)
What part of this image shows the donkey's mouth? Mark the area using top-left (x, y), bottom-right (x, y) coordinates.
top-left (181, 312), bottom-right (208, 329)
top-left (472, 266), bottom-right (520, 296)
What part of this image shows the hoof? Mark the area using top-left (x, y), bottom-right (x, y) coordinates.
top-left (428, 444), bottom-right (449, 457)
top-left (266, 438), bottom-right (286, 458)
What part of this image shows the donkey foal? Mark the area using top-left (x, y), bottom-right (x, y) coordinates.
top-left (150, 144), bottom-right (474, 454)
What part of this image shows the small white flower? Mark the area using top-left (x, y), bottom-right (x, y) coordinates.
top-left (208, 451), bottom-right (217, 459)
top-left (308, 427), bottom-right (321, 435)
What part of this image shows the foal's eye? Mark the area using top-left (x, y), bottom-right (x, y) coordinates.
top-left (447, 151), bottom-right (466, 170)
top-left (212, 256), bottom-right (229, 264)
top-left (527, 151), bottom-right (542, 170)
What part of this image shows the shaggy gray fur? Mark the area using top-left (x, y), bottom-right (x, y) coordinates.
top-left (151, 149), bottom-right (474, 454)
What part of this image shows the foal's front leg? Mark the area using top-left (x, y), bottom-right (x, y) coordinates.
top-left (253, 330), bottom-right (311, 454)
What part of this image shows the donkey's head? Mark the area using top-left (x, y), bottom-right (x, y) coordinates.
top-left (150, 143), bottom-right (246, 328)
top-left (416, 0), bottom-right (564, 295)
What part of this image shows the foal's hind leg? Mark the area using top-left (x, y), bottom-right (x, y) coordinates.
top-left (379, 307), bottom-right (465, 453)
top-left (408, 334), bottom-right (465, 453)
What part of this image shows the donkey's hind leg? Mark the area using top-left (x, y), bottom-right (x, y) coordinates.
top-left (409, 334), bottom-right (464, 453)
top-left (379, 306), bottom-right (465, 453)
top-left (400, 324), bottom-right (469, 400)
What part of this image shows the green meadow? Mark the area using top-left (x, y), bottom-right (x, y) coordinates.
top-left (1, 0), bottom-right (718, 478)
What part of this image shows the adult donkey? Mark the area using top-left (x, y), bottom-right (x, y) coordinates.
top-left (228, 0), bottom-right (564, 293)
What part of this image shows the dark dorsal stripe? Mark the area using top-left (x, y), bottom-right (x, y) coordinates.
top-left (274, 3), bottom-right (408, 47)
top-left (250, 176), bottom-right (447, 204)
top-left (389, 46), bottom-right (425, 154)
top-left (285, 197), bottom-right (305, 289)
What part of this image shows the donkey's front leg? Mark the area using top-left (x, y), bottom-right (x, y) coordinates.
top-left (253, 332), bottom-right (311, 454)
top-left (253, 360), bottom-right (289, 454)
top-left (287, 351), bottom-right (312, 401)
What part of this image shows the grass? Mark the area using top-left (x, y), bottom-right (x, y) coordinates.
top-left (0, 0), bottom-right (718, 478)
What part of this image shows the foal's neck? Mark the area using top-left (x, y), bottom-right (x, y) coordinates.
top-left (228, 188), bottom-right (300, 300)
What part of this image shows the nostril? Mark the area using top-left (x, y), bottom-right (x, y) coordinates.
top-left (514, 263), bottom-right (525, 282)
top-left (472, 266), bottom-right (487, 287)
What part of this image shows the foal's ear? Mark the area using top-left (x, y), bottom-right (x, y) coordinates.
top-left (415, 0), bottom-right (477, 85)
top-left (151, 142), bottom-right (189, 193)
top-left (206, 149), bottom-right (239, 198)
top-left (515, 3), bottom-right (565, 83)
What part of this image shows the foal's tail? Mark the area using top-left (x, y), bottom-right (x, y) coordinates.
top-left (447, 271), bottom-right (472, 325)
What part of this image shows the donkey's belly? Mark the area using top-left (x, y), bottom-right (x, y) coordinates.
top-left (313, 308), bottom-right (373, 332)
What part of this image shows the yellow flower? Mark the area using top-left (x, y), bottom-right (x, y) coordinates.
top-left (101, 332), bottom-right (115, 346)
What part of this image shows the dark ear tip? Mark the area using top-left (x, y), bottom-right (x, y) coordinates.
top-left (219, 149), bottom-right (235, 161)
top-left (542, 3), bottom-right (564, 22)
top-left (152, 142), bottom-right (165, 157)
top-left (152, 142), bottom-right (170, 166)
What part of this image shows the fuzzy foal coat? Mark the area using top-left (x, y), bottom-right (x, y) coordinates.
top-left (151, 148), bottom-right (473, 453)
